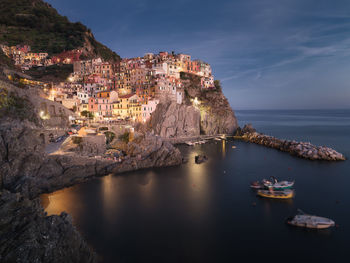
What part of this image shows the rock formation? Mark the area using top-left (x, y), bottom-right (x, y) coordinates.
top-left (237, 124), bottom-right (346, 161)
top-left (0, 80), bottom-right (183, 262)
top-left (148, 102), bottom-right (201, 138)
top-left (148, 73), bottom-right (238, 138)
top-left (0, 190), bottom-right (96, 263)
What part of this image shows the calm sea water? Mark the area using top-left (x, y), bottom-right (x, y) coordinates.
top-left (41, 110), bottom-right (350, 263)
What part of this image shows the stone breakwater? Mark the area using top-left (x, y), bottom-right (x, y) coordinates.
top-left (240, 131), bottom-right (345, 161)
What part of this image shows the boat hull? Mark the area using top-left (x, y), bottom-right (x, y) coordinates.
top-left (257, 190), bottom-right (294, 199)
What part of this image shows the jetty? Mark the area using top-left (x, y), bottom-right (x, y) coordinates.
top-left (236, 124), bottom-right (346, 161)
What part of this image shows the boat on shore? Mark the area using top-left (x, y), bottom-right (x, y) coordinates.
top-left (286, 210), bottom-right (335, 229)
top-left (257, 189), bottom-right (294, 199)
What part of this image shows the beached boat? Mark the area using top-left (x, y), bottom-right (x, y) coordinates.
top-left (287, 211), bottom-right (335, 229)
top-left (257, 189), bottom-right (294, 199)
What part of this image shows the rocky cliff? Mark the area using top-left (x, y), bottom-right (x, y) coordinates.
top-left (0, 80), bottom-right (183, 262)
top-left (148, 73), bottom-right (238, 138)
top-left (0, 190), bottom-right (96, 263)
top-left (148, 102), bottom-right (201, 138)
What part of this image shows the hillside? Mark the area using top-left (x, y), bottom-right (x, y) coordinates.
top-left (0, 0), bottom-right (120, 62)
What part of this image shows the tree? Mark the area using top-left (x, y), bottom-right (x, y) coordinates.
top-left (214, 80), bottom-right (222, 92)
top-left (81, 110), bottom-right (94, 118)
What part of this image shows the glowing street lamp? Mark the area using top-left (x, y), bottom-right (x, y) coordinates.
top-left (193, 97), bottom-right (200, 106)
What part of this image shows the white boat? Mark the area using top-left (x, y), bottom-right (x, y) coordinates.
top-left (262, 176), bottom-right (294, 190)
top-left (214, 138), bottom-right (221, 141)
top-left (185, 142), bottom-right (194, 146)
top-left (287, 211), bottom-right (335, 229)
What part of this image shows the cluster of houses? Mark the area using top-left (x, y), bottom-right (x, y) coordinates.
top-left (0, 44), bottom-right (81, 70)
top-left (2, 45), bottom-right (216, 123)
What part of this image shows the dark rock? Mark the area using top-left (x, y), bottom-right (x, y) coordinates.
top-left (0, 190), bottom-right (96, 263)
top-left (195, 155), bottom-right (208, 164)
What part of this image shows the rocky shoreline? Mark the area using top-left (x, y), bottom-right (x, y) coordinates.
top-left (236, 124), bottom-right (346, 161)
top-left (0, 118), bottom-right (182, 262)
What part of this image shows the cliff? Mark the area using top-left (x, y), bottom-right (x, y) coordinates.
top-left (148, 73), bottom-right (238, 138)
top-left (0, 190), bottom-right (96, 263)
top-left (0, 80), bottom-right (182, 262)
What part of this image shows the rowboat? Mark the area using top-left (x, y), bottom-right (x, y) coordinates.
top-left (287, 210), bottom-right (335, 229)
top-left (257, 189), bottom-right (294, 199)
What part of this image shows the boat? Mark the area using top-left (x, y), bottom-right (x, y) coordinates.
top-left (257, 189), bottom-right (294, 199)
top-left (185, 142), bottom-right (194, 146)
top-left (214, 138), bottom-right (221, 141)
top-left (250, 181), bottom-right (263, 189)
top-left (232, 146), bottom-right (237, 149)
top-left (287, 210), bottom-right (335, 229)
top-left (262, 176), bottom-right (294, 190)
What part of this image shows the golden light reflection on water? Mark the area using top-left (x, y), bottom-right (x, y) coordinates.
top-left (222, 140), bottom-right (226, 158)
top-left (184, 150), bottom-right (211, 217)
top-left (40, 187), bottom-right (78, 216)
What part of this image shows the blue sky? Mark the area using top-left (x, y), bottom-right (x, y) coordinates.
top-left (46, 0), bottom-right (350, 109)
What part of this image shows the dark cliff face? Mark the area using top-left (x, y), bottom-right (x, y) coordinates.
top-left (0, 190), bottom-right (97, 263)
top-left (148, 73), bottom-right (238, 138)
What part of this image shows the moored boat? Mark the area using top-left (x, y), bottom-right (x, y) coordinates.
top-left (287, 210), bottom-right (335, 229)
top-left (250, 181), bottom-right (263, 189)
top-left (262, 176), bottom-right (294, 190)
top-left (257, 189), bottom-right (294, 199)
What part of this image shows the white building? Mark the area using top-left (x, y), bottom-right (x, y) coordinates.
top-left (142, 99), bottom-right (159, 122)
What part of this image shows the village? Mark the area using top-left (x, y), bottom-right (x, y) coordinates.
top-left (1, 44), bottom-right (215, 124)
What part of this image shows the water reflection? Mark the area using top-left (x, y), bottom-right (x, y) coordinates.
top-left (40, 187), bottom-right (79, 217)
top-left (222, 139), bottom-right (226, 158)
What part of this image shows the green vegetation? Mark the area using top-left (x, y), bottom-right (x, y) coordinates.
top-left (0, 86), bottom-right (38, 123)
top-left (81, 110), bottom-right (94, 118)
top-left (118, 132), bottom-right (130, 143)
top-left (104, 131), bottom-right (115, 144)
top-left (26, 64), bottom-right (73, 81)
top-left (0, 0), bottom-right (120, 61)
top-left (214, 80), bottom-right (222, 92)
top-left (0, 49), bottom-right (15, 69)
top-left (99, 127), bottom-right (108, 131)
top-left (72, 136), bottom-right (82, 145)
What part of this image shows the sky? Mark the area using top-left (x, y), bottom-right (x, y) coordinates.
top-left (46, 0), bottom-right (350, 110)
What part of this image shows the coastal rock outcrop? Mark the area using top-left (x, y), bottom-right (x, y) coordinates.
top-left (0, 190), bottom-right (96, 263)
top-left (181, 72), bottom-right (238, 135)
top-left (148, 102), bottom-right (201, 138)
top-left (237, 124), bottom-right (346, 161)
top-left (148, 73), bottom-right (238, 138)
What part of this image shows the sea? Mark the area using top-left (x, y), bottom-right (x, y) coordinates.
top-left (41, 109), bottom-right (350, 263)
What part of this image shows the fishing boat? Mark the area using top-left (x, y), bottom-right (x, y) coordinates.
top-left (287, 210), bottom-right (335, 229)
top-left (257, 189), bottom-right (294, 199)
top-left (262, 176), bottom-right (294, 190)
